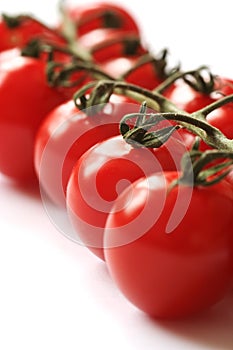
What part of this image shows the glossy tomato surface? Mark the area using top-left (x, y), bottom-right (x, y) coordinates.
top-left (34, 96), bottom-right (141, 207)
top-left (104, 172), bottom-right (233, 319)
top-left (66, 133), bottom-right (188, 260)
top-left (0, 56), bottom-right (68, 183)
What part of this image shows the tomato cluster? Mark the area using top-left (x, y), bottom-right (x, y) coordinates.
top-left (0, 2), bottom-right (233, 320)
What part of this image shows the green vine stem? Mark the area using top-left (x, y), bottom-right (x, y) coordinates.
top-left (154, 65), bottom-right (214, 95)
top-left (72, 79), bottom-right (233, 151)
top-left (73, 80), bottom-right (161, 111)
top-left (176, 149), bottom-right (233, 186)
top-left (120, 49), bottom-right (178, 82)
top-left (58, 1), bottom-right (92, 61)
top-left (47, 61), bottom-right (115, 88)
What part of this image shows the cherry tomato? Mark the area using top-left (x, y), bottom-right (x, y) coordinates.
top-left (164, 79), bottom-right (215, 113)
top-left (101, 56), bottom-right (165, 90)
top-left (34, 96), bottom-right (140, 207)
top-left (0, 55), bottom-right (68, 183)
top-left (104, 171), bottom-right (233, 319)
top-left (206, 79), bottom-right (233, 139)
top-left (0, 15), bottom-right (65, 53)
top-left (61, 2), bottom-right (140, 37)
top-left (66, 133), bottom-right (189, 260)
top-left (78, 28), bottom-right (146, 63)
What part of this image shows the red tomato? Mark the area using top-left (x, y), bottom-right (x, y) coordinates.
top-left (34, 96), bottom-right (140, 207)
top-left (66, 133), bottom-right (189, 260)
top-left (164, 79), bottom-right (215, 113)
top-left (206, 79), bottom-right (233, 139)
top-left (104, 172), bottom-right (233, 319)
top-left (78, 28), bottom-right (146, 63)
top-left (0, 56), bottom-right (68, 183)
top-left (101, 56), bottom-right (165, 90)
top-left (61, 2), bottom-right (140, 37)
top-left (0, 15), bottom-right (66, 53)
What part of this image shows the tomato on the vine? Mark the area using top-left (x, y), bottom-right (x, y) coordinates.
top-left (60, 2), bottom-right (140, 37)
top-left (164, 77), bottom-right (233, 150)
top-left (0, 15), bottom-right (65, 53)
top-left (104, 171), bottom-right (233, 319)
top-left (66, 133), bottom-right (188, 260)
top-left (34, 96), bottom-right (141, 207)
top-left (206, 79), bottom-right (233, 140)
top-left (164, 79), bottom-right (215, 113)
top-left (0, 55), bottom-right (69, 183)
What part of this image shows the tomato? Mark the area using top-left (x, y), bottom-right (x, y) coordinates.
top-left (101, 56), bottom-right (165, 90)
top-left (0, 15), bottom-right (65, 53)
top-left (206, 79), bottom-right (233, 139)
top-left (34, 96), bottom-right (141, 207)
top-left (78, 28), bottom-right (146, 63)
top-left (104, 171), bottom-right (233, 319)
top-left (164, 79), bottom-right (215, 113)
top-left (66, 133), bottom-right (189, 260)
top-left (0, 56), bottom-right (68, 183)
top-left (60, 2), bottom-right (140, 37)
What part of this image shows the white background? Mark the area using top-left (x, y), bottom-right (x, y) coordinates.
top-left (1, 1), bottom-right (233, 349)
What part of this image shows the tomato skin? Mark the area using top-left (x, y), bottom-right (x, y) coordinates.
top-left (61, 2), bottom-right (140, 37)
top-left (104, 172), bottom-right (233, 319)
top-left (0, 16), bottom-right (65, 53)
top-left (0, 56), bottom-right (68, 183)
top-left (34, 97), bottom-right (140, 207)
top-left (66, 134), bottom-right (188, 260)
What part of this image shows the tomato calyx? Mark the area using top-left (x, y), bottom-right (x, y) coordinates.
top-left (174, 145), bottom-right (233, 188)
top-left (2, 13), bottom-right (23, 28)
top-left (2, 13), bottom-right (66, 42)
top-left (155, 65), bottom-right (214, 95)
top-left (20, 39), bottom-right (78, 60)
top-left (121, 49), bottom-right (179, 82)
top-left (182, 66), bottom-right (216, 94)
top-left (120, 102), bottom-right (180, 148)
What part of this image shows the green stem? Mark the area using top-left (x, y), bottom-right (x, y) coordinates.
top-left (58, 2), bottom-right (93, 61)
